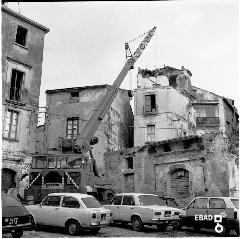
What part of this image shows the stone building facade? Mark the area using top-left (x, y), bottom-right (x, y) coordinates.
top-left (35, 85), bottom-right (134, 176)
top-left (1, 6), bottom-right (49, 192)
top-left (102, 132), bottom-right (239, 206)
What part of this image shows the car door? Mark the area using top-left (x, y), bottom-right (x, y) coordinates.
top-left (119, 195), bottom-right (135, 222)
top-left (57, 196), bottom-right (85, 227)
top-left (36, 195), bottom-right (61, 226)
top-left (107, 195), bottom-right (123, 221)
top-left (208, 198), bottom-right (233, 229)
top-left (185, 198), bottom-right (208, 228)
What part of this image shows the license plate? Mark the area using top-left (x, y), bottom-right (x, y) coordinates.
top-left (8, 217), bottom-right (18, 225)
top-left (164, 211), bottom-right (171, 217)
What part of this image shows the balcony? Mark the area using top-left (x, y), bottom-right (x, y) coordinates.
top-left (196, 117), bottom-right (220, 128)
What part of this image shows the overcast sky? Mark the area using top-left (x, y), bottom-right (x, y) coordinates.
top-left (6, 0), bottom-right (239, 118)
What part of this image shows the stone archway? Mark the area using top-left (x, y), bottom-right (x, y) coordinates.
top-left (1, 168), bottom-right (17, 193)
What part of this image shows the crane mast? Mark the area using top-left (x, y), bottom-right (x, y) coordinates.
top-left (74, 26), bottom-right (157, 156)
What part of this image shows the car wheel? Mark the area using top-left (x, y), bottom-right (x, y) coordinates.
top-left (11, 229), bottom-right (23, 238)
top-left (91, 227), bottom-right (101, 233)
top-left (218, 224), bottom-right (230, 236)
top-left (66, 220), bottom-right (80, 236)
top-left (157, 224), bottom-right (168, 231)
top-left (131, 216), bottom-right (143, 231)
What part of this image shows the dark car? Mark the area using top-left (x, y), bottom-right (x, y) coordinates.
top-left (2, 193), bottom-right (33, 238)
top-left (179, 197), bottom-right (239, 236)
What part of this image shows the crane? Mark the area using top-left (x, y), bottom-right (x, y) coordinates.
top-left (74, 26), bottom-right (157, 158)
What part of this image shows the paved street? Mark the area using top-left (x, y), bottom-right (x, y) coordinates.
top-left (2, 224), bottom-right (238, 238)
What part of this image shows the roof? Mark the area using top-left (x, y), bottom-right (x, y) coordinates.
top-left (2, 6), bottom-right (49, 33)
top-left (48, 192), bottom-right (94, 199)
top-left (46, 84), bottom-right (130, 94)
top-left (145, 135), bottom-right (200, 146)
top-left (116, 193), bottom-right (158, 196)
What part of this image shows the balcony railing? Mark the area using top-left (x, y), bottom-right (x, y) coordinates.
top-left (196, 117), bottom-right (220, 127)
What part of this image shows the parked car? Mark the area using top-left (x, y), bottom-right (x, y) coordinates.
top-left (103, 193), bottom-right (181, 231)
top-left (179, 196), bottom-right (239, 236)
top-left (25, 192), bottom-right (112, 236)
top-left (2, 193), bottom-right (34, 238)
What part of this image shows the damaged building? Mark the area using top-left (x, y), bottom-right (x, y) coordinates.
top-left (99, 65), bottom-right (239, 203)
top-left (134, 66), bottom-right (238, 146)
top-left (103, 132), bottom-right (239, 206)
top-left (1, 6), bottom-right (49, 192)
top-left (35, 85), bottom-right (134, 177)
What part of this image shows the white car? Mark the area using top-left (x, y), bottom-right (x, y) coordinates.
top-left (103, 193), bottom-right (181, 231)
top-left (25, 193), bottom-right (112, 235)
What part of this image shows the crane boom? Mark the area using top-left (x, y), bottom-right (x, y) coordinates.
top-left (74, 26), bottom-right (157, 156)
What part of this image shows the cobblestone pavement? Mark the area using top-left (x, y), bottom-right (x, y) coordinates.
top-left (2, 224), bottom-right (238, 238)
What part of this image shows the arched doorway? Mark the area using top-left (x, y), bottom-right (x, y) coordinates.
top-left (2, 168), bottom-right (17, 193)
top-left (170, 168), bottom-right (190, 207)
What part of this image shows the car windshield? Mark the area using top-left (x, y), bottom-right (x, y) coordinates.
top-left (231, 199), bottom-right (239, 209)
top-left (138, 195), bottom-right (165, 206)
top-left (81, 197), bottom-right (102, 208)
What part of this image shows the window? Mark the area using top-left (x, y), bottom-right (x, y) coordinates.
top-left (66, 117), bottom-right (79, 140)
top-left (42, 196), bottom-right (61, 207)
top-left (145, 94), bottom-right (156, 113)
top-left (111, 196), bottom-right (123, 205)
top-left (231, 199), bottom-right (239, 209)
top-left (62, 196), bottom-right (80, 208)
top-left (138, 195), bottom-right (165, 206)
top-left (81, 197), bottom-right (102, 208)
top-left (15, 26), bottom-right (28, 46)
top-left (126, 157), bottom-right (133, 169)
top-left (147, 125), bottom-right (155, 142)
top-left (122, 195), bottom-right (135, 206)
top-left (209, 198), bottom-right (226, 209)
top-left (10, 69), bottom-right (24, 102)
top-left (188, 198), bottom-right (208, 209)
top-left (3, 110), bottom-right (19, 140)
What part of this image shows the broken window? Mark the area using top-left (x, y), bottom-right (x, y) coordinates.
top-left (15, 26), bottom-right (28, 46)
top-left (9, 69), bottom-right (24, 102)
top-left (70, 91), bottom-right (79, 103)
top-left (145, 94), bottom-right (156, 114)
top-left (147, 125), bottom-right (155, 142)
top-left (66, 117), bottom-right (79, 140)
top-left (126, 157), bottom-right (133, 169)
top-left (3, 110), bottom-right (19, 140)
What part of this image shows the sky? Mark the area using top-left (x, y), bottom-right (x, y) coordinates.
top-left (6, 0), bottom-right (240, 122)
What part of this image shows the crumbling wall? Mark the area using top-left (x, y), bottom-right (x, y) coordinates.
top-left (101, 132), bottom-right (237, 205)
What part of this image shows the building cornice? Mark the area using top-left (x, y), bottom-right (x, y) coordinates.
top-left (2, 6), bottom-right (50, 33)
